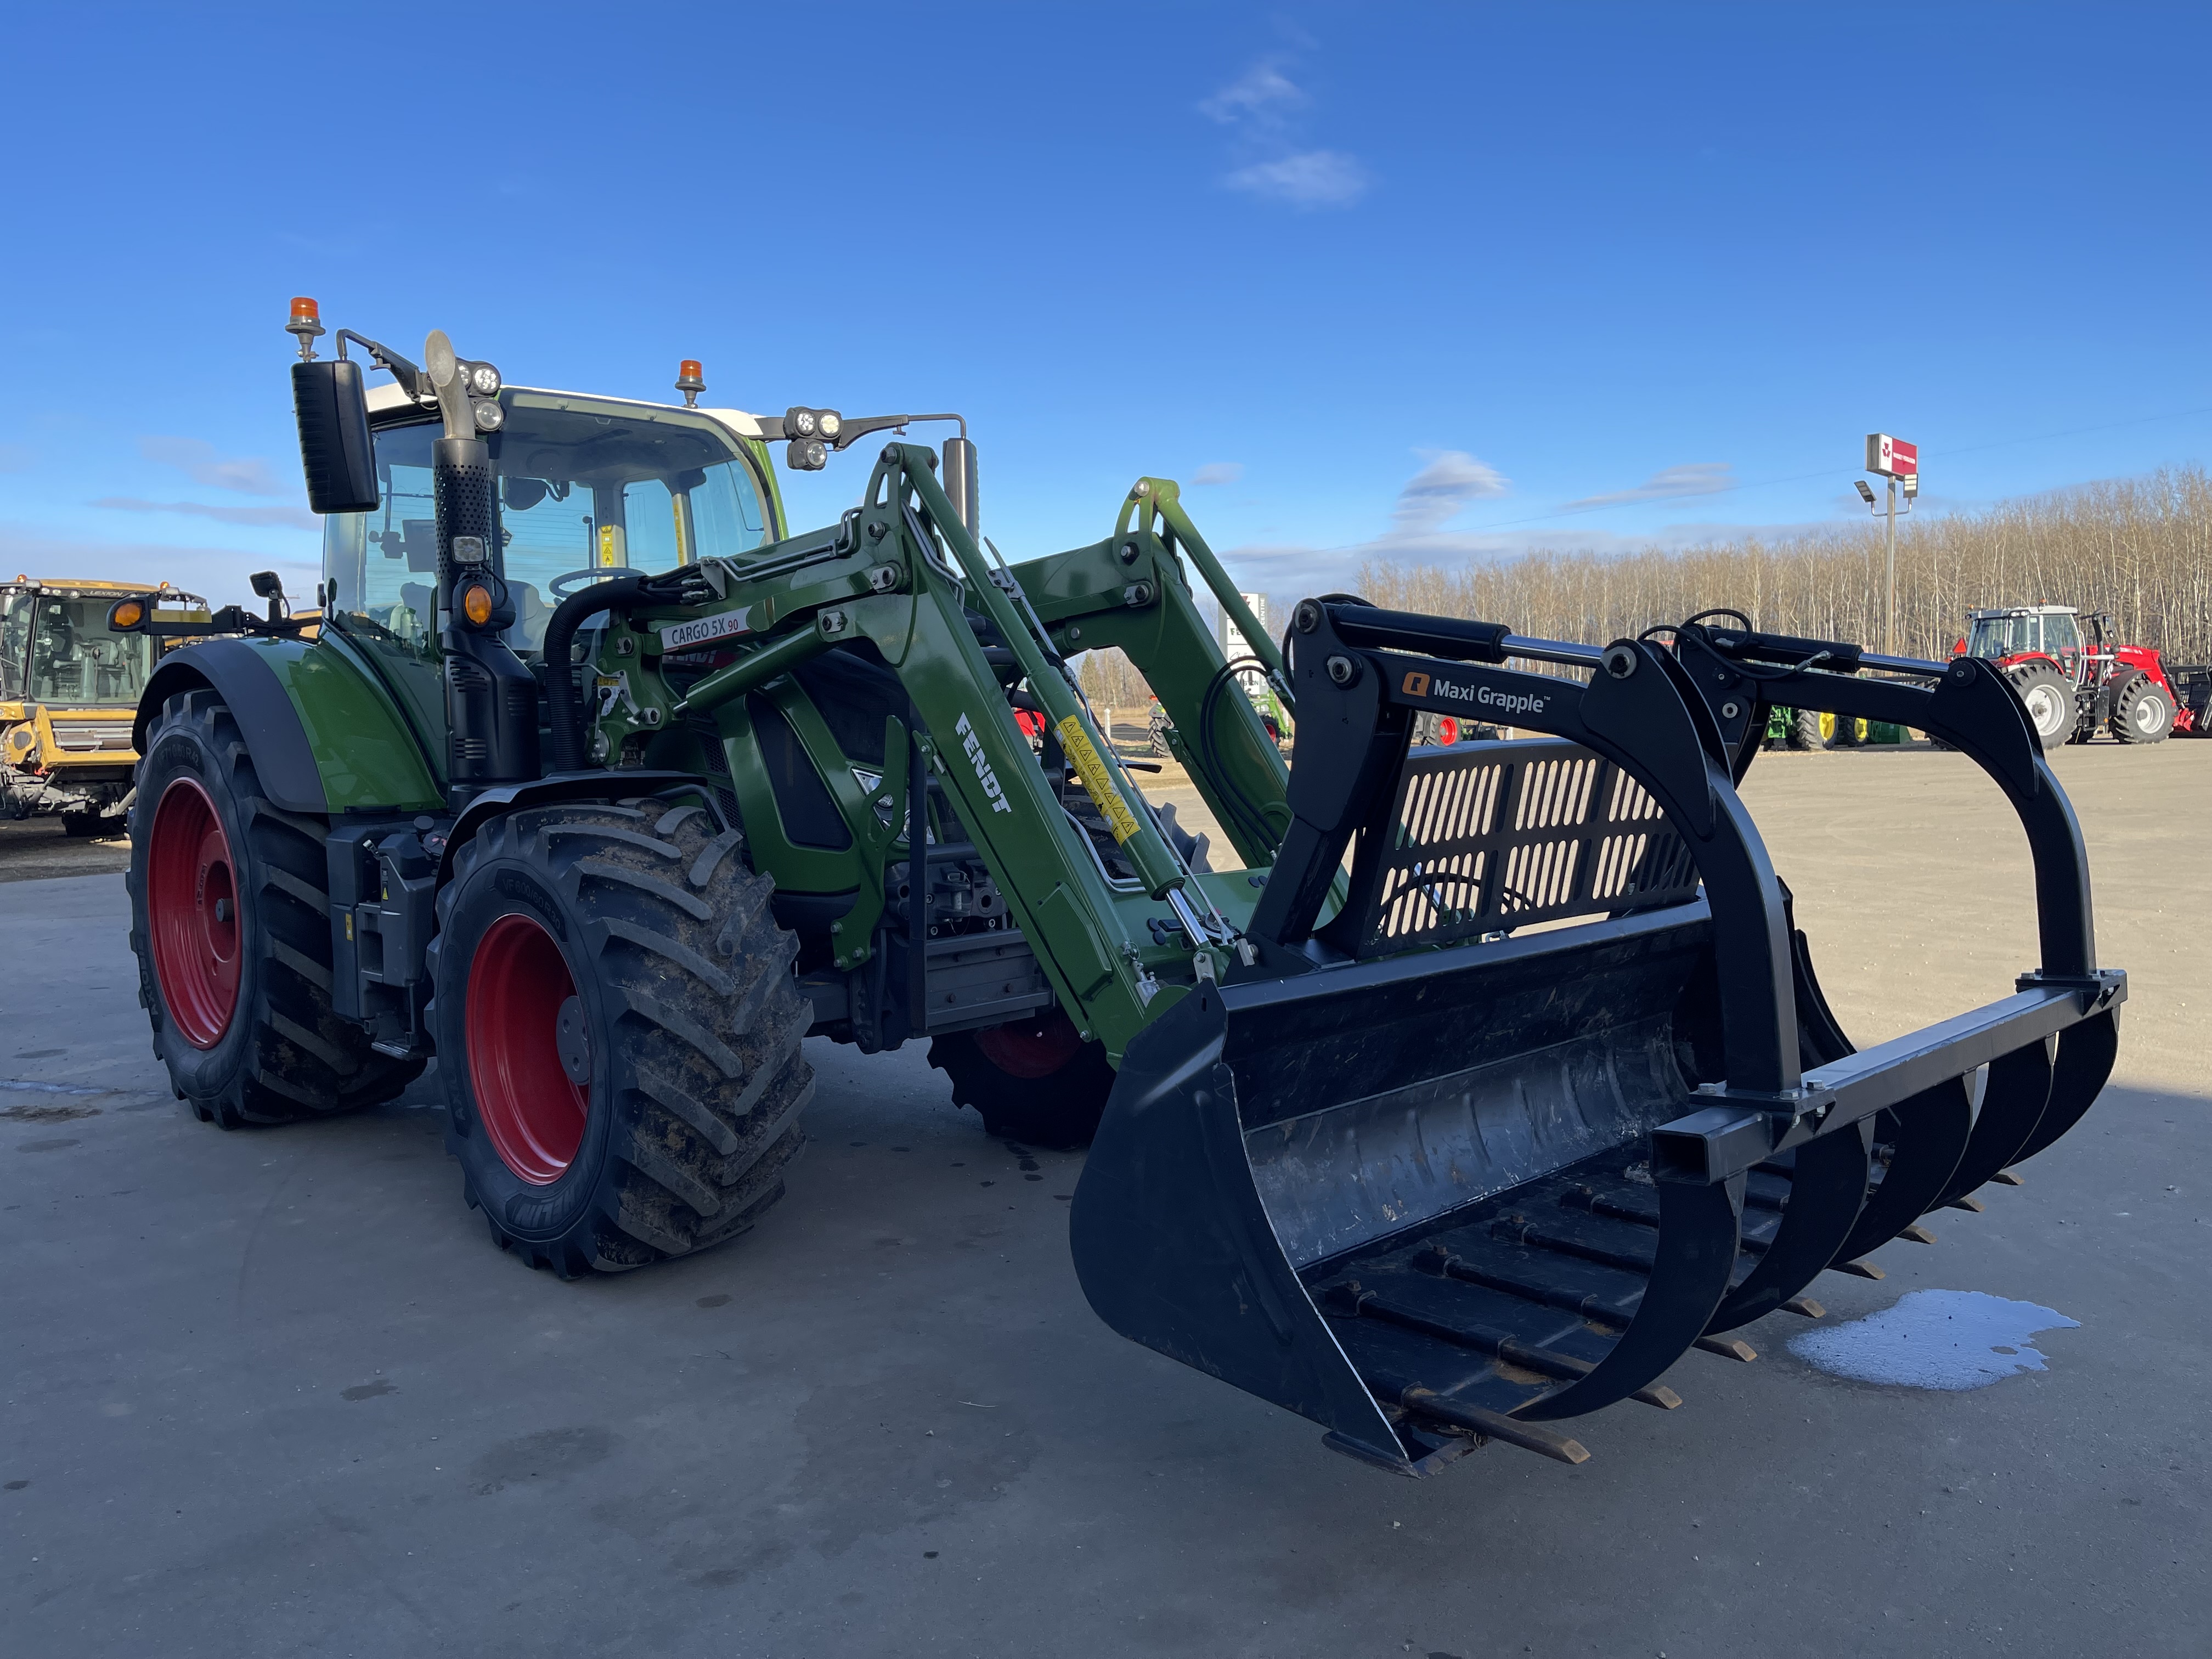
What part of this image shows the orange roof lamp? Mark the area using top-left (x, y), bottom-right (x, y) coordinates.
top-left (287, 296), bottom-right (326, 361)
top-left (676, 359), bottom-right (704, 408)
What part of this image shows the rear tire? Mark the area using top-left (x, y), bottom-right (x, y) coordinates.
top-left (429, 798), bottom-right (814, 1277)
top-left (2005, 662), bottom-right (2075, 750)
top-left (2108, 674), bottom-right (2173, 743)
top-left (128, 689), bottom-right (423, 1126)
top-left (929, 1008), bottom-right (1115, 1149)
top-left (1784, 708), bottom-right (1820, 751)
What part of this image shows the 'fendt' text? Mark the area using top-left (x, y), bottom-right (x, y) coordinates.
top-left (953, 712), bottom-right (1015, 814)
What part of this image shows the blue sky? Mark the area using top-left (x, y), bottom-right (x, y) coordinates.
top-left (2, 2), bottom-right (2204, 609)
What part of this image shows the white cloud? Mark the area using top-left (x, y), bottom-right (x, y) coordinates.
top-left (1199, 60), bottom-right (1307, 126)
top-left (1213, 517), bottom-right (1847, 601)
top-left (1223, 150), bottom-right (1370, 209)
top-left (1565, 462), bottom-right (1735, 510)
top-left (1203, 51), bottom-right (1370, 210)
top-left (93, 497), bottom-right (320, 530)
top-left (1390, 450), bottom-right (1509, 533)
top-left (1189, 462), bottom-right (1244, 487)
top-left (138, 435), bottom-right (286, 497)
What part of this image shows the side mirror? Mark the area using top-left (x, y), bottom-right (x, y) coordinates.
top-left (106, 595), bottom-right (151, 634)
top-left (292, 358), bottom-right (378, 514)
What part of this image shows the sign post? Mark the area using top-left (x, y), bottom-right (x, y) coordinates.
top-left (1864, 434), bottom-right (1918, 654)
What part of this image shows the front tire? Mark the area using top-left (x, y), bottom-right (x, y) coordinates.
top-left (128, 689), bottom-right (423, 1126)
top-left (430, 799), bottom-right (814, 1277)
top-left (1784, 708), bottom-right (1820, 751)
top-left (929, 1008), bottom-right (1116, 1149)
top-left (2108, 674), bottom-right (2173, 743)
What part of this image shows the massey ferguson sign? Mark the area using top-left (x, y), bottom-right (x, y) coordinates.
top-left (1867, 432), bottom-right (1918, 478)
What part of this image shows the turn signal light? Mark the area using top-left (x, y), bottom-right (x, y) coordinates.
top-left (108, 597), bottom-right (145, 631)
top-left (461, 584), bottom-right (494, 626)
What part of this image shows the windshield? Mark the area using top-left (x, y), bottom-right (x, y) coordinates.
top-left (0, 590), bottom-right (155, 705)
top-left (1966, 614), bottom-right (2045, 658)
top-left (321, 393), bottom-right (772, 662)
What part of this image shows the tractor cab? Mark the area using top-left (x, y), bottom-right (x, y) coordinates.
top-left (1, 578), bottom-right (165, 707)
top-left (319, 382), bottom-right (785, 760)
top-left (1964, 605), bottom-right (2084, 684)
top-left (2, 577), bottom-right (208, 829)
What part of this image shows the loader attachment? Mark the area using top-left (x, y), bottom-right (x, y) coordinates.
top-left (1070, 602), bottom-right (2124, 1474)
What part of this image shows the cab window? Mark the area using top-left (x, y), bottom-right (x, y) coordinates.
top-left (323, 396), bottom-right (774, 664)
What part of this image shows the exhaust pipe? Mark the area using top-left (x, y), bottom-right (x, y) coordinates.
top-left (941, 434), bottom-right (978, 539)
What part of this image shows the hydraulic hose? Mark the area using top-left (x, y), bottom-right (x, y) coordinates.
top-left (541, 575), bottom-right (646, 772)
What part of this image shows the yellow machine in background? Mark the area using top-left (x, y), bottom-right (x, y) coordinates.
top-left (1, 577), bottom-right (210, 833)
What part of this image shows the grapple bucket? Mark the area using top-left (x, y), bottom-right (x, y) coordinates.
top-left (1070, 605), bottom-right (2124, 1474)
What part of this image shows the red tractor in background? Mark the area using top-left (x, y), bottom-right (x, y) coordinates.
top-left (1956, 605), bottom-right (2210, 749)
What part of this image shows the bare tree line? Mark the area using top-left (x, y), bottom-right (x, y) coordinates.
top-left (1349, 466), bottom-right (2211, 665)
top-left (1075, 466), bottom-right (2211, 707)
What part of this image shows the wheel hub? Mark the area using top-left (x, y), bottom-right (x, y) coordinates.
top-left (974, 1010), bottom-right (1085, 1079)
top-left (466, 912), bottom-right (590, 1184)
top-left (145, 775), bottom-right (242, 1049)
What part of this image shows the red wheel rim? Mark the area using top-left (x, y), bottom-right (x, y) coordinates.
top-left (974, 1010), bottom-right (1085, 1079)
top-left (145, 776), bottom-right (242, 1049)
top-left (466, 912), bottom-right (590, 1184)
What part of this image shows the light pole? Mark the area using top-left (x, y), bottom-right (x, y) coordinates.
top-left (1862, 435), bottom-right (1919, 654)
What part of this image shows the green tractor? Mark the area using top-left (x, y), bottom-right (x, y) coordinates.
top-left (114, 301), bottom-right (2125, 1475)
top-left (1763, 706), bottom-right (1912, 749)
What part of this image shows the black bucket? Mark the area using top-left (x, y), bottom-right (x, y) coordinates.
top-left (1069, 607), bottom-right (2124, 1474)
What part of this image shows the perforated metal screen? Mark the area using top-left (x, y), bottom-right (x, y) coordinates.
top-left (1350, 737), bottom-right (1700, 957)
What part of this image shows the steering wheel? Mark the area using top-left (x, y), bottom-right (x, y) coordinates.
top-left (549, 567), bottom-right (642, 599)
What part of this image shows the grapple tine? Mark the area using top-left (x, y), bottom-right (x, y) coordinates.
top-left (1931, 1036), bottom-right (2056, 1211)
top-left (2009, 1008), bottom-right (2119, 1166)
top-left (1515, 1175), bottom-right (1743, 1421)
top-left (1705, 1119), bottom-right (1872, 1334)
top-left (1829, 1078), bottom-right (1974, 1265)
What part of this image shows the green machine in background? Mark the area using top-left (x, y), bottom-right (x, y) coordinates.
top-left (1764, 705), bottom-right (1912, 749)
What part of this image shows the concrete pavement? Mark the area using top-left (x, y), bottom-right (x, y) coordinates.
top-left (2, 741), bottom-right (2205, 1657)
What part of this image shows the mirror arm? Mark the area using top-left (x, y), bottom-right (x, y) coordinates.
top-left (335, 329), bottom-right (431, 403)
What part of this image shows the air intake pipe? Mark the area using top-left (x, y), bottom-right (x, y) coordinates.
top-left (541, 575), bottom-right (647, 772)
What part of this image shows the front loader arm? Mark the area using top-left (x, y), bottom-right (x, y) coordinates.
top-left (622, 444), bottom-right (1223, 1059)
top-left (1011, 484), bottom-right (1292, 872)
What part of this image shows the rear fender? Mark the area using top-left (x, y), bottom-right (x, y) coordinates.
top-left (137, 636), bottom-right (441, 816)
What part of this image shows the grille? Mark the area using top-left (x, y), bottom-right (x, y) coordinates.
top-left (1349, 738), bottom-right (1699, 957)
top-left (687, 713), bottom-right (743, 831)
top-left (49, 721), bottom-right (136, 753)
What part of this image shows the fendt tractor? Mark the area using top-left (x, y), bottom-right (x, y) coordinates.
top-left (112, 299), bottom-right (2126, 1474)
top-left (1957, 603), bottom-right (2209, 747)
top-left (1, 577), bottom-right (208, 832)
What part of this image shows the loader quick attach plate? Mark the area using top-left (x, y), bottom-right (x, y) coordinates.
top-left (1070, 603), bottom-right (2125, 1476)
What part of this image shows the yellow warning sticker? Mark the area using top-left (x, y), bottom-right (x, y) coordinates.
top-left (1055, 715), bottom-right (1141, 844)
